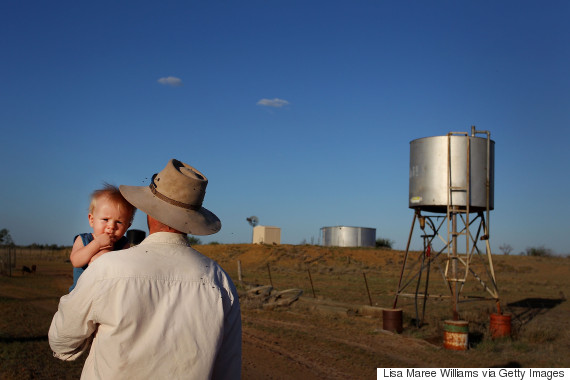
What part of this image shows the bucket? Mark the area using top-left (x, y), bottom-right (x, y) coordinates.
top-left (490, 313), bottom-right (511, 338)
top-left (443, 320), bottom-right (469, 350)
top-left (382, 308), bottom-right (403, 334)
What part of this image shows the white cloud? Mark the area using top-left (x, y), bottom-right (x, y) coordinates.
top-left (256, 98), bottom-right (290, 108)
top-left (157, 76), bottom-right (183, 87)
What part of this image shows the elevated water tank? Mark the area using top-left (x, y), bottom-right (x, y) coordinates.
top-left (409, 134), bottom-right (494, 213)
top-left (321, 226), bottom-right (376, 247)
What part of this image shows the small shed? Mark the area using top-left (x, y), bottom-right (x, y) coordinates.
top-left (253, 225), bottom-right (281, 245)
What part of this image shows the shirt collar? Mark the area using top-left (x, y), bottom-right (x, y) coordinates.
top-left (139, 232), bottom-right (191, 246)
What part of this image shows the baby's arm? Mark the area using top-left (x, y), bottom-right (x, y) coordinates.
top-left (88, 240), bottom-right (130, 264)
top-left (69, 234), bottom-right (113, 268)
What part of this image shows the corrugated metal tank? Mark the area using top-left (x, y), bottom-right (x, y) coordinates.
top-left (409, 135), bottom-right (494, 213)
top-left (321, 226), bottom-right (376, 247)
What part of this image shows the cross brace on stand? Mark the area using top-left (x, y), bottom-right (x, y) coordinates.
top-left (392, 209), bottom-right (501, 327)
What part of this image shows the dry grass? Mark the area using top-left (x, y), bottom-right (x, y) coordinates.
top-left (0, 259), bottom-right (85, 379)
top-left (200, 244), bottom-right (570, 368)
top-left (1, 245), bottom-right (569, 379)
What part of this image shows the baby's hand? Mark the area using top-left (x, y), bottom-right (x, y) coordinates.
top-left (93, 233), bottom-right (113, 251)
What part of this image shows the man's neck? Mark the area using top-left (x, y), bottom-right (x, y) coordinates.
top-left (147, 215), bottom-right (185, 235)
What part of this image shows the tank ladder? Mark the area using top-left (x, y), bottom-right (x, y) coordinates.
top-left (445, 129), bottom-right (500, 319)
top-left (446, 131), bottom-right (471, 319)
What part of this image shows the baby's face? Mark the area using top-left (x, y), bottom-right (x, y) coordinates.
top-left (88, 198), bottom-right (131, 243)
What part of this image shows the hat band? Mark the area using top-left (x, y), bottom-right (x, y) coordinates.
top-left (149, 183), bottom-right (201, 211)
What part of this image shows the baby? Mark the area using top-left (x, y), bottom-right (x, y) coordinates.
top-left (69, 184), bottom-right (136, 292)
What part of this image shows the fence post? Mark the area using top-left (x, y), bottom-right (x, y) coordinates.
top-left (237, 260), bottom-right (243, 286)
top-left (266, 263), bottom-right (273, 288)
top-left (8, 247), bottom-right (12, 277)
top-left (363, 272), bottom-right (373, 306)
top-left (307, 267), bottom-right (316, 298)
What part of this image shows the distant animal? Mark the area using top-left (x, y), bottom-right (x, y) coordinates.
top-left (22, 265), bottom-right (37, 275)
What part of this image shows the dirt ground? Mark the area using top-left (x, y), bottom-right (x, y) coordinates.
top-left (208, 245), bottom-right (570, 378)
top-left (1, 244), bottom-right (569, 379)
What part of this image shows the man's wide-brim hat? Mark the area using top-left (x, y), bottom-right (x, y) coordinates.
top-left (119, 159), bottom-right (221, 235)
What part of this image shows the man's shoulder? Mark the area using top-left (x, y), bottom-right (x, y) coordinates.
top-left (93, 239), bottom-right (214, 269)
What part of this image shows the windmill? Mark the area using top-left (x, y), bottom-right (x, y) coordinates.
top-left (246, 216), bottom-right (259, 228)
top-left (246, 216), bottom-right (259, 243)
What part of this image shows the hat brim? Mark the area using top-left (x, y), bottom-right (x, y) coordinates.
top-left (119, 185), bottom-right (221, 236)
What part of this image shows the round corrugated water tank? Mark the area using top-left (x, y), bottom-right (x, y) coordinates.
top-left (321, 226), bottom-right (376, 247)
top-left (409, 135), bottom-right (494, 213)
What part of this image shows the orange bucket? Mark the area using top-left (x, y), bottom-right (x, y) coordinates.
top-left (490, 313), bottom-right (511, 338)
top-left (382, 308), bottom-right (403, 334)
top-left (443, 320), bottom-right (469, 350)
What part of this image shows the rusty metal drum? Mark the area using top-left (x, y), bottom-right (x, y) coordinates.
top-left (490, 313), bottom-right (512, 339)
top-left (443, 320), bottom-right (469, 350)
top-left (382, 308), bottom-right (403, 334)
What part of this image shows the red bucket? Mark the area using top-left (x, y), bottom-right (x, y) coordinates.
top-left (490, 313), bottom-right (511, 338)
top-left (382, 309), bottom-right (403, 334)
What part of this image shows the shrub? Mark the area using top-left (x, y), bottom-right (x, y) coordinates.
top-left (375, 238), bottom-right (393, 249)
top-left (525, 246), bottom-right (552, 257)
top-left (187, 236), bottom-right (202, 245)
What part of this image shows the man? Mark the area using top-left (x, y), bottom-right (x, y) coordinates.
top-left (49, 159), bottom-right (242, 379)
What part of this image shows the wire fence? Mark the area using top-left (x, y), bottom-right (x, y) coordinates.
top-left (0, 247), bottom-right (70, 276)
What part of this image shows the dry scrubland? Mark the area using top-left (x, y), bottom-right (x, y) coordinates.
top-left (1, 244), bottom-right (569, 379)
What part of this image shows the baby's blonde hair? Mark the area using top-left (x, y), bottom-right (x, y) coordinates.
top-left (89, 183), bottom-right (136, 223)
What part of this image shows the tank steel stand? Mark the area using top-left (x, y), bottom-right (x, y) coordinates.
top-left (393, 208), bottom-right (500, 324)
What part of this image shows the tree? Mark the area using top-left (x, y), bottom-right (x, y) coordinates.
top-left (0, 229), bottom-right (14, 246)
top-left (499, 243), bottom-right (513, 255)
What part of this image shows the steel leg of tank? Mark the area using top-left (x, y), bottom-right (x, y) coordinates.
top-left (393, 211), bottom-right (417, 309)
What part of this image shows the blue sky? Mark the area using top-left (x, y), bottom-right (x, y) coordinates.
top-left (1, 1), bottom-right (568, 255)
